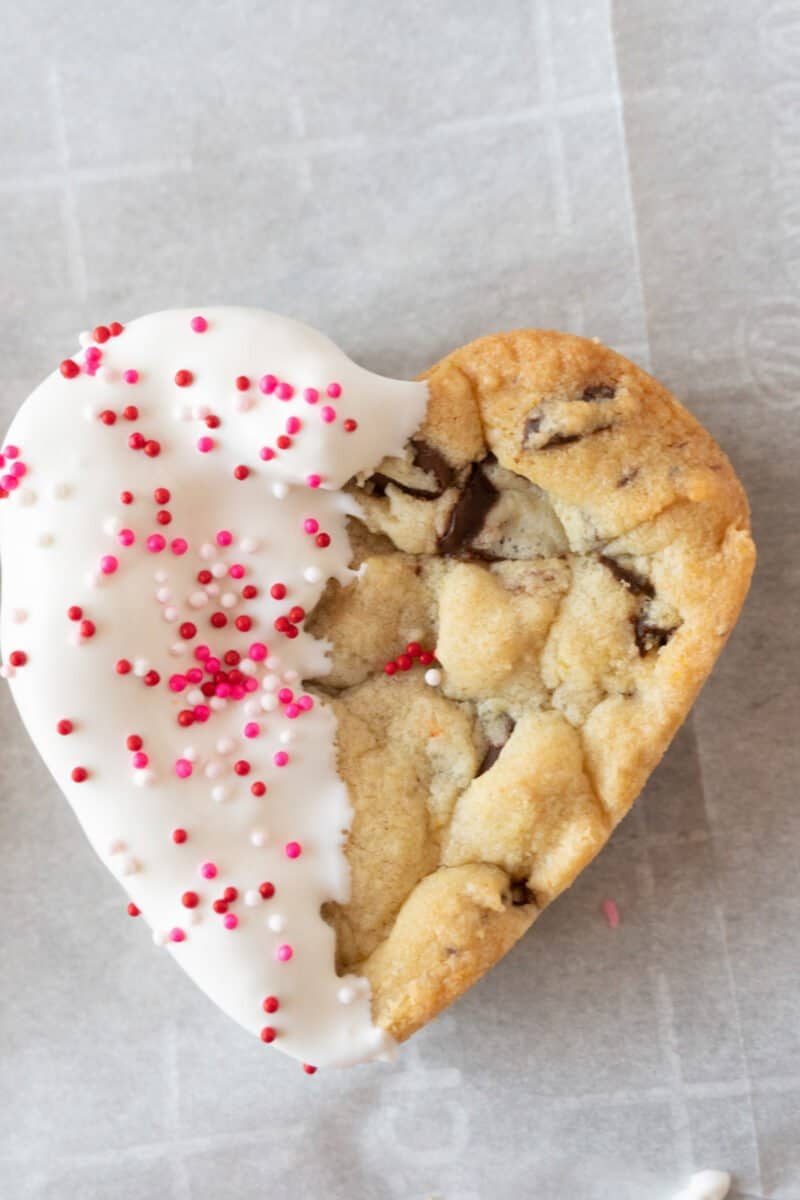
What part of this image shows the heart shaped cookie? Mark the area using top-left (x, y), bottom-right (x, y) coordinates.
top-left (0, 311), bottom-right (754, 1068)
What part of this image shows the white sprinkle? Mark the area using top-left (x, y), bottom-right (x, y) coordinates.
top-left (337, 985), bottom-right (355, 1005)
top-left (244, 699), bottom-right (261, 717)
top-left (236, 394), bottom-right (255, 412)
top-left (303, 565), bottom-right (322, 583)
top-left (267, 913), bottom-right (286, 933)
top-left (152, 930), bottom-right (168, 947)
top-left (186, 688), bottom-right (203, 706)
top-left (210, 696), bottom-right (227, 712)
top-left (83, 403), bottom-right (101, 423)
top-left (216, 737), bottom-right (235, 755)
top-left (163, 606), bottom-right (179, 622)
top-left (249, 829), bottom-right (267, 847)
top-left (37, 532), bottom-right (54, 547)
top-left (116, 854), bottom-right (138, 877)
top-left (672, 1171), bottom-right (731, 1200)
top-left (175, 404), bottom-right (193, 422)
top-left (133, 659), bottom-right (149, 677)
top-left (272, 481), bottom-right (288, 500)
top-left (200, 543), bottom-right (215, 561)
top-left (133, 769), bottom-right (155, 787)
top-left (78, 330), bottom-right (92, 347)
top-left (244, 889), bottom-right (261, 907)
top-left (240, 536), bottom-right (258, 553)
top-left (261, 694), bottom-right (279, 712)
top-left (193, 404), bottom-right (211, 420)
top-left (85, 569), bottom-right (100, 588)
top-left (211, 784), bottom-right (229, 804)
top-left (424, 668), bottom-right (442, 687)
top-left (108, 839), bottom-right (126, 856)
top-left (10, 608), bottom-right (28, 624)
top-left (220, 592), bottom-right (237, 608)
top-left (156, 586), bottom-right (171, 603)
top-left (239, 659), bottom-right (257, 676)
top-left (279, 730), bottom-right (294, 746)
top-left (0, 664), bottom-right (15, 680)
top-left (94, 366), bottom-right (109, 381)
top-left (211, 562), bottom-right (227, 579)
top-left (204, 760), bottom-right (222, 779)
top-left (189, 591), bottom-right (208, 608)
top-left (170, 642), bottom-right (188, 657)
top-left (205, 582), bottom-right (220, 597)
top-left (18, 488), bottom-right (36, 507)
top-left (51, 481), bottom-right (71, 499)
top-left (262, 673), bottom-right (280, 691)
top-left (265, 655), bottom-right (281, 671)
top-left (182, 746), bottom-right (197, 762)
top-left (282, 668), bottom-right (299, 684)
top-left (103, 515), bottom-right (122, 537)
top-left (154, 571), bottom-right (169, 586)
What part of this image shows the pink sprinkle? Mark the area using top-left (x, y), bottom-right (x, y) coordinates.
top-left (169, 674), bottom-right (188, 692)
top-left (223, 914), bottom-right (238, 930)
top-left (276, 944), bottom-right (293, 962)
top-left (602, 899), bottom-right (620, 928)
top-left (170, 927), bottom-right (186, 942)
top-left (190, 316), bottom-right (208, 333)
top-left (197, 436), bottom-right (214, 453)
top-left (244, 677), bottom-right (258, 693)
top-left (285, 841), bottom-right (302, 859)
top-left (320, 406), bottom-right (336, 424)
top-left (2, 475), bottom-right (19, 491)
top-left (186, 668), bottom-right (203, 684)
top-left (205, 656), bottom-right (221, 673)
top-left (3, 445), bottom-right (20, 459)
top-left (171, 537), bottom-right (189, 555)
top-left (85, 347), bottom-right (102, 364)
top-left (259, 446), bottom-right (275, 461)
top-left (175, 758), bottom-right (193, 779)
top-left (326, 382), bottom-right (342, 398)
top-left (259, 374), bottom-right (278, 395)
top-left (216, 683), bottom-right (232, 699)
top-left (100, 555), bottom-right (118, 575)
top-left (273, 751), bottom-right (289, 768)
top-left (117, 529), bottom-right (135, 547)
top-left (286, 416), bottom-right (301, 435)
top-left (276, 382), bottom-right (294, 401)
top-left (244, 722), bottom-right (260, 738)
top-left (298, 695), bottom-right (314, 711)
top-left (231, 685), bottom-right (245, 700)
top-left (195, 644), bottom-right (210, 661)
top-left (303, 387), bottom-right (319, 405)
top-left (278, 687), bottom-right (293, 704)
top-left (11, 462), bottom-right (26, 478)
top-left (147, 534), bottom-right (166, 553)
top-left (123, 369), bottom-right (139, 385)
top-left (216, 530), bottom-right (233, 547)
top-left (199, 861), bottom-right (217, 879)
top-left (306, 474), bottom-right (321, 489)
top-left (131, 752), bottom-right (149, 769)
top-left (193, 705), bottom-right (211, 722)
top-left (303, 518), bottom-right (319, 535)
top-left (284, 704), bottom-right (300, 719)
top-left (229, 563), bottom-right (245, 580)
top-left (248, 642), bottom-right (267, 662)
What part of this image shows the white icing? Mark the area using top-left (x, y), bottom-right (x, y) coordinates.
top-left (0, 307), bottom-right (428, 1068)
top-left (672, 1170), bottom-right (731, 1200)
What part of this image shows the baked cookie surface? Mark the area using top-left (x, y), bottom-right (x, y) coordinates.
top-left (310, 330), bottom-right (755, 1042)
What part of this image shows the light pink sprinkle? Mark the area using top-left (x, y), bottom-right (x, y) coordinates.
top-left (276, 382), bottom-right (294, 401)
top-left (216, 530), bottom-right (233, 547)
top-left (320, 405), bottom-right (336, 423)
top-left (223, 913), bottom-right (238, 930)
top-left (298, 695), bottom-right (314, 711)
top-left (326, 382), bottom-right (342, 398)
top-left (273, 751), bottom-right (289, 767)
top-left (275, 944), bottom-right (293, 962)
top-left (199, 861), bottom-right (217, 879)
top-left (286, 416), bottom-right (301, 435)
top-left (248, 642), bottom-right (267, 661)
top-left (147, 534), bottom-right (166, 553)
top-left (303, 518), bottom-right (319, 535)
top-left (259, 446), bottom-right (275, 461)
top-left (602, 899), bottom-right (620, 928)
top-left (117, 529), bottom-right (135, 547)
top-left (170, 927), bottom-right (186, 942)
top-left (175, 758), bottom-right (193, 779)
top-left (171, 537), bottom-right (188, 555)
top-left (3, 445), bottom-right (20, 459)
top-left (123, 369), bottom-right (139, 384)
top-left (303, 387), bottom-right (319, 405)
top-left (259, 374), bottom-right (278, 395)
top-left (285, 841), bottom-right (302, 859)
top-left (100, 555), bottom-right (118, 575)
top-left (229, 563), bottom-right (245, 580)
top-left (190, 315), bottom-right (208, 333)
top-left (131, 752), bottom-right (149, 769)
top-left (197, 436), bottom-right (214, 453)
top-left (306, 474), bottom-right (321, 489)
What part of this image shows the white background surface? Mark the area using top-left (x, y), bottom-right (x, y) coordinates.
top-left (1, 2), bottom-right (798, 1197)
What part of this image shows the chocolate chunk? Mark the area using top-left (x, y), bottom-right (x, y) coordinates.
top-left (617, 468), bottom-right (639, 488)
top-left (634, 615), bottom-right (676, 656)
top-left (598, 554), bottom-right (655, 599)
top-left (581, 383), bottom-right (616, 401)
top-left (509, 881), bottom-right (537, 907)
top-left (410, 440), bottom-right (457, 492)
top-left (539, 424), bottom-right (612, 450)
top-left (364, 472), bottom-right (441, 501)
top-left (438, 463), bottom-right (499, 556)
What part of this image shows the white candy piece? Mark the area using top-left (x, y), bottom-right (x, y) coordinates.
top-left (672, 1170), bottom-right (731, 1200)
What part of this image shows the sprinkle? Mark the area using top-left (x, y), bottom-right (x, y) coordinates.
top-left (602, 899), bottom-right (620, 928)
top-left (326, 381), bottom-right (342, 398)
top-left (303, 566), bottom-right (322, 583)
top-left (233, 465), bottom-right (250, 481)
top-left (175, 758), bottom-right (193, 779)
top-left (259, 446), bottom-right (275, 461)
top-left (263, 995), bottom-right (279, 1013)
top-left (272, 482), bottom-right (288, 500)
top-left (175, 369), bottom-right (193, 387)
top-left (259, 374), bottom-right (277, 394)
top-left (197, 436), bottom-right (214, 453)
top-left (123, 370), bottom-right (139, 385)
top-left (71, 766), bottom-right (88, 783)
top-left (190, 315), bottom-right (208, 333)
top-left (273, 751), bottom-right (289, 768)
top-left (60, 359), bottom-right (80, 379)
top-left (199, 861), bottom-right (217, 879)
top-left (171, 537), bottom-right (188, 555)
top-left (303, 387), bottom-right (319, 404)
top-left (320, 406), bottom-right (336, 423)
top-left (259, 881), bottom-right (275, 899)
top-left (211, 784), bottom-right (229, 803)
top-left (343, 418), bottom-right (358, 433)
top-left (153, 930), bottom-right (167, 947)
top-left (127, 903), bottom-right (140, 917)
top-left (338, 985), bottom-right (355, 1004)
top-left (169, 928), bottom-right (186, 943)
top-left (306, 473), bottom-right (321, 488)
top-left (100, 554), bottom-right (119, 575)
top-left (172, 828), bottom-right (188, 844)
top-left (260, 1026), bottom-right (276, 1043)
top-left (57, 719), bottom-right (73, 735)
top-left (250, 829), bottom-right (267, 847)
top-left (144, 440), bottom-right (161, 458)
top-left (216, 530), bottom-right (233, 547)
top-left (223, 914), bottom-right (239, 930)
top-left (276, 382), bottom-right (294, 400)
top-left (275, 944), bottom-right (293, 962)
top-left (285, 842), bottom-right (302, 859)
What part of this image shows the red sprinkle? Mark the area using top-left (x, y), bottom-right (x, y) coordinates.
top-left (156, 509), bottom-right (172, 525)
top-left (71, 767), bottom-right (88, 783)
top-left (127, 902), bottom-right (140, 917)
top-left (270, 583), bottom-right (286, 600)
top-left (384, 661), bottom-right (398, 676)
top-left (79, 620), bottom-right (96, 640)
top-left (223, 886), bottom-right (238, 902)
top-left (60, 359), bottom-right (80, 378)
top-left (128, 432), bottom-right (145, 451)
top-left (172, 828), bottom-right (188, 844)
top-left (260, 1027), bottom-right (276, 1043)
top-left (109, 322), bottom-right (124, 337)
top-left (235, 375), bottom-right (250, 391)
top-left (303, 1064), bottom-right (317, 1075)
top-left (67, 606), bottom-right (83, 621)
top-left (99, 409), bottom-right (117, 426)
top-left (93, 325), bottom-right (111, 344)
top-left (288, 606), bottom-right (305, 624)
top-left (251, 781), bottom-right (266, 797)
top-left (212, 899), bottom-right (229, 914)
top-left (262, 996), bottom-right (279, 1013)
top-left (9, 650), bottom-right (27, 667)
top-left (315, 533), bottom-right (331, 548)
top-left (343, 418), bottom-right (358, 433)
top-left (174, 369), bottom-right (193, 387)
top-left (144, 440), bottom-right (161, 457)
top-left (259, 881), bottom-right (275, 900)
top-left (57, 719), bottom-right (73, 736)
top-left (180, 622), bottom-right (197, 640)
top-left (126, 735), bottom-right (143, 751)
top-left (234, 465), bottom-right (250, 481)
top-left (234, 760), bottom-right (250, 776)
top-left (182, 891), bottom-right (199, 908)
top-left (120, 491), bottom-right (134, 505)
top-left (242, 585), bottom-right (258, 600)
top-left (116, 658), bottom-right (132, 674)
top-left (143, 670), bottom-right (160, 687)
top-left (205, 414), bottom-right (220, 429)
top-left (154, 487), bottom-right (171, 504)
top-left (235, 615), bottom-right (252, 632)
top-left (122, 406), bottom-right (139, 421)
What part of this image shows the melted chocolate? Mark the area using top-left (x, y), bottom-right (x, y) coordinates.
top-left (364, 472), bottom-right (440, 501)
top-left (581, 383), bottom-right (616, 401)
top-left (539, 424), bottom-right (612, 450)
top-left (634, 615), bottom-right (676, 656)
top-left (438, 463), bottom-right (499, 556)
top-left (410, 440), bottom-right (457, 492)
top-left (598, 555), bottom-right (655, 598)
top-left (509, 881), bottom-right (537, 907)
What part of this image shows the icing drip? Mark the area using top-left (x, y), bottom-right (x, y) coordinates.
top-left (0, 308), bottom-right (428, 1068)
